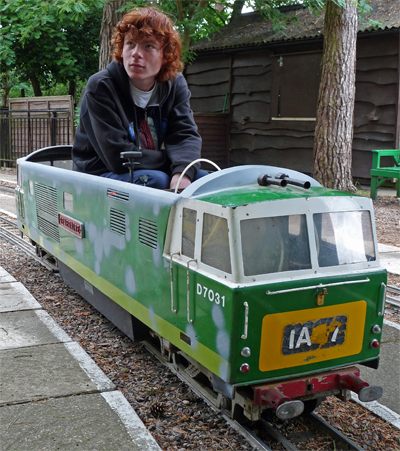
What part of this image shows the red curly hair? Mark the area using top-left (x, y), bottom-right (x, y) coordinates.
top-left (111, 7), bottom-right (183, 83)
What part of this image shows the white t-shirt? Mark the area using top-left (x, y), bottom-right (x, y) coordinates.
top-left (129, 82), bottom-right (157, 108)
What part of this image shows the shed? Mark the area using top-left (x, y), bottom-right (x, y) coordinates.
top-left (188, 0), bottom-right (400, 182)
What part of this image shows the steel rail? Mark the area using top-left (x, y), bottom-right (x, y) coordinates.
top-left (0, 185), bottom-right (15, 194)
top-left (0, 216), bottom-right (57, 272)
top-left (306, 412), bottom-right (365, 451)
top-left (257, 418), bottom-right (299, 451)
top-left (144, 338), bottom-right (372, 451)
top-left (0, 179), bottom-right (17, 194)
top-left (386, 285), bottom-right (400, 308)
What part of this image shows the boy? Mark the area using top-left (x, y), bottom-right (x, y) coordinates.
top-left (72, 6), bottom-right (205, 190)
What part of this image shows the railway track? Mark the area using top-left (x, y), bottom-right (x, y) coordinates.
top-left (242, 413), bottom-right (368, 451)
top-left (386, 284), bottom-right (400, 308)
top-left (0, 215), bottom-right (58, 272)
top-left (0, 210), bottom-right (399, 451)
top-left (0, 184), bottom-right (15, 194)
top-left (145, 341), bottom-right (368, 451)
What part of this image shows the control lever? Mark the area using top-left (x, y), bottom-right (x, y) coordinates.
top-left (120, 151), bottom-right (142, 183)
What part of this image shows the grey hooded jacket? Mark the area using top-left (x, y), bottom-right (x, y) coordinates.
top-left (72, 61), bottom-right (201, 180)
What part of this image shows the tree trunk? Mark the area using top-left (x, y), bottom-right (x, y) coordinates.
top-left (229, 0), bottom-right (245, 23)
top-left (99, 1), bottom-right (126, 71)
top-left (313, 0), bottom-right (358, 192)
top-left (0, 71), bottom-right (11, 108)
top-left (30, 74), bottom-right (42, 96)
top-left (177, 0), bottom-right (208, 60)
top-left (68, 79), bottom-right (77, 104)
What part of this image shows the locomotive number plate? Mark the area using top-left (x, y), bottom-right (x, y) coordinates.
top-left (259, 301), bottom-right (367, 372)
top-left (282, 315), bottom-right (347, 356)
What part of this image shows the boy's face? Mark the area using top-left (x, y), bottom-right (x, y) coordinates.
top-left (123, 34), bottom-right (165, 92)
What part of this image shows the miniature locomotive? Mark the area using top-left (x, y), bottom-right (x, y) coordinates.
top-left (15, 145), bottom-right (386, 421)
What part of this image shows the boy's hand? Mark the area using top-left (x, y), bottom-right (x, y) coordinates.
top-left (170, 173), bottom-right (191, 190)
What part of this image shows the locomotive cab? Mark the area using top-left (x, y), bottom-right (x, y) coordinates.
top-left (165, 166), bottom-right (386, 420)
top-left (167, 166), bottom-right (380, 284)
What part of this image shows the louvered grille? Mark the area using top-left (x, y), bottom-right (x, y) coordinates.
top-left (107, 188), bottom-right (129, 202)
top-left (37, 217), bottom-right (60, 242)
top-left (35, 183), bottom-right (58, 217)
top-left (110, 208), bottom-right (126, 235)
top-left (138, 218), bottom-right (158, 249)
top-left (35, 182), bottom-right (60, 242)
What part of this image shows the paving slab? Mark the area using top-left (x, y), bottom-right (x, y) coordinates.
top-left (378, 243), bottom-right (400, 276)
top-left (0, 342), bottom-right (115, 405)
top-left (0, 391), bottom-right (161, 451)
top-left (0, 309), bottom-right (71, 350)
top-left (358, 320), bottom-right (400, 415)
top-left (0, 267), bottom-right (16, 283)
top-left (0, 265), bottom-right (162, 451)
top-left (380, 253), bottom-right (400, 276)
top-left (0, 281), bottom-right (41, 312)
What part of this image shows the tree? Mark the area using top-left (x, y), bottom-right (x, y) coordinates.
top-left (98, 0), bottom-right (289, 67)
top-left (113, 0), bottom-right (232, 60)
top-left (0, 0), bottom-right (104, 102)
top-left (0, 71), bottom-right (11, 108)
top-left (99, 1), bottom-right (126, 71)
top-left (312, 0), bottom-right (358, 192)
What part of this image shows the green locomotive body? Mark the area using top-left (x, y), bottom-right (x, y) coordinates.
top-left (15, 146), bottom-right (386, 421)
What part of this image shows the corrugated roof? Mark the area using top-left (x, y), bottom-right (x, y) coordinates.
top-left (191, 0), bottom-right (400, 52)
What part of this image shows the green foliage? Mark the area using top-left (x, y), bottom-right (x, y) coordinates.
top-left (8, 71), bottom-right (88, 101)
top-left (122, 1), bottom-right (308, 61)
top-left (8, 70), bottom-right (34, 98)
top-left (74, 106), bottom-right (81, 128)
top-left (1, 0), bottom-right (375, 100)
top-left (1, 0), bottom-right (104, 97)
top-left (123, 0), bottom-right (231, 60)
top-left (120, 1), bottom-right (343, 61)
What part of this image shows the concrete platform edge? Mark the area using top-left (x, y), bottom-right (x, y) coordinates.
top-left (64, 341), bottom-right (115, 391)
top-left (36, 309), bottom-right (73, 342)
top-left (101, 391), bottom-right (162, 451)
top-left (384, 318), bottom-right (400, 331)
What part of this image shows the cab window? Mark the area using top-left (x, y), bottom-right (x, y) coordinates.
top-left (182, 208), bottom-right (197, 258)
top-left (241, 214), bottom-right (311, 276)
top-left (313, 211), bottom-right (375, 267)
top-left (201, 213), bottom-right (231, 273)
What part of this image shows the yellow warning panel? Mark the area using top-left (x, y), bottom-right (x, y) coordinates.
top-left (259, 301), bottom-right (367, 372)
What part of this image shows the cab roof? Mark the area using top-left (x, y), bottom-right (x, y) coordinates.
top-left (181, 165), bottom-right (353, 207)
top-left (194, 184), bottom-right (352, 207)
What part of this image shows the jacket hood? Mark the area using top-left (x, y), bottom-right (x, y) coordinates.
top-left (106, 60), bottom-right (173, 107)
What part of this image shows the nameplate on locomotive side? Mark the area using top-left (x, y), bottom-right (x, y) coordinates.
top-left (58, 213), bottom-right (84, 238)
top-left (282, 315), bottom-right (347, 355)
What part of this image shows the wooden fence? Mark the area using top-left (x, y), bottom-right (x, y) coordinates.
top-left (0, 97), bottom-right (229, 169)
top-left (0, 96), bottom-right (74, 166)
